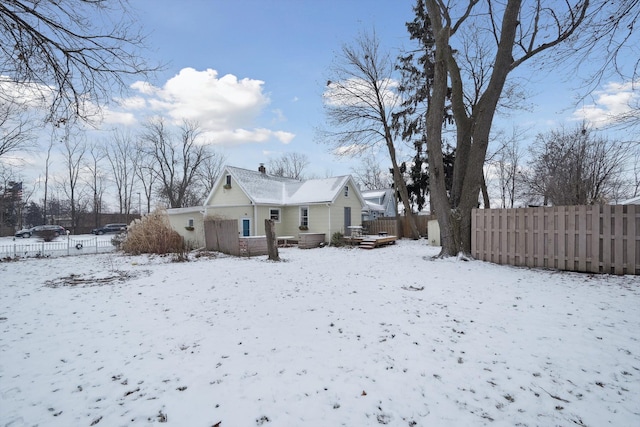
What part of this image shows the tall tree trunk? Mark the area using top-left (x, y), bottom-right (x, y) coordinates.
top-left (426, 0), bottom-right (521, 256)
top-left (424, 1), bottom-right (454, 255)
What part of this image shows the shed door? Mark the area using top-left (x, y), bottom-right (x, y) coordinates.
top-left (344, 207), bottom-right (351, 236)
top-left (242, 218), bottom-right (251, 236)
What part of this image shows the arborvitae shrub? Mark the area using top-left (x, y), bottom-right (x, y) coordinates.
top-left (331, 231), bottom-right (345, 247)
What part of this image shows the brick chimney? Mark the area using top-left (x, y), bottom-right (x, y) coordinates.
top-left (258, 163), bottom-right (266, 174)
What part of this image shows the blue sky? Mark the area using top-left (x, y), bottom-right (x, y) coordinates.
top-left (109, 0), bottom-right (417, 177)
top-left (108, 0), bottom-right (635, 173)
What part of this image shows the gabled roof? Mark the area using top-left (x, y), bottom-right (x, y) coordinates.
top-left (205, 165), bottom-right (366, 207)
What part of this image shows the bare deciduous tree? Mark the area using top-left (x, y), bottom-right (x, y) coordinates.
top-left (570, 1), bottom-right (640, 91)
top-left (59, 126), bottom-right (87, 232)
top-left (84, 141), bottom-right (108, 227)
top-left (423, 0), bottom-right (591, 256)
top-left (0, 100), bottom-right (38, 158)
top-left (350, 153), bottom-right (391, 191)
top-left (0, 0), bottom-right (155, 124)
top-left (134, 138), bottom-right (157, 215)
top-left (489, 127), bottom-right (526, 208)
top-left (41, 133), bottom-right (55, 224)
top-left (199, 150), bottom-right (227, 198)
top-left (140, 118), bottom-right (212, 208)
top-left (267, 152), bottom-right (309, 179)
top-left (319, 31), bottom-right (420, 239)
top-left (524, 125), bottom-right (630, 205)
top-left (104, 129), bottom-right (139, 215)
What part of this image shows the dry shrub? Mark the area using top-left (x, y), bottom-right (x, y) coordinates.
top-left (37, 230), bottom-right (58, 242)
top-left (121, 210), bottom-right (187, 259)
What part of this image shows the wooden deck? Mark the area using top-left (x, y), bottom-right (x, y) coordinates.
top-left (347, 234), bottom-right (398, 249)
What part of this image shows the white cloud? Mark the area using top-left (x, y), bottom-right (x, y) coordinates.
top-left (0, 77), bottom-right (52, 110)
top-left (201, 128), bottom-right (295, 146)
top-left (573, 81), bottom-right (639, 127)
top-left (101, 109), bottom-right (138, 126)
top-left (271, 108), bottom-right (286, 123)
top-left (133, 68), bottom-right (268, 127)
top-left (117, 96), bottom-right (147, 110)
top-left (274, 130), bottom-right (295, 144)
top-left (130, 81), bottom-right (156, 96)
top-left (120, 68), bottom-right (295, 146)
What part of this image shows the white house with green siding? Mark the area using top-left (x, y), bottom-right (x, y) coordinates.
top-left (167, 164), bottom-right (367, 246)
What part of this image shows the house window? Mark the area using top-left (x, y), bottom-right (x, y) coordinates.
top-left (269, 208), bottom-right (281, 222)
top-left (188, 218), bottom-right (194, 227)
top-left (300, 206), bottom-right (309, 227)
top-left (344, 185), bottom-right (349, 197)
top-left (225, 174), bottom-right (232, 187)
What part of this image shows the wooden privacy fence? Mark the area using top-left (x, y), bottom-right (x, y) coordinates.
top-left (204, 219), bottom-right (240, 256)
top-left (363, 218), bottom-right (400, 236)
top-left (471, 205), bottom-right (639, 275)
top-left (364, 215), bottom-right (434, 238)
top-left (203, 219), bottom-right (268, 256)
top-left (398, 214), bottom-right (436, 237)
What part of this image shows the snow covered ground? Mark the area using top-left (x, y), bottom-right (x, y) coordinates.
top-left (1, 239), bottom-right (638, 426)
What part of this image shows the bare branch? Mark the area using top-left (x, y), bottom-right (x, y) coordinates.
top-left (0, 99), bottom-right (39, 158)
top-left (0, 0), bottom-right (157, 124)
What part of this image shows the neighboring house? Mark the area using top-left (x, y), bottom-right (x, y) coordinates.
top-left (168, 165), bottom-right (367, 246)
top-left (619, 195), bottom-right (640, 205)
top-left (361, 188), bottom-right (397, 221)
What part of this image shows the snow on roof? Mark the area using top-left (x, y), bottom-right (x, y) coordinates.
top-left (166, 206), bottom-right (203, 215)
top-left (286, 176), bottom-right (350, 204)
top-left (227, 166), bottom-right (297, 204)
top-left (619, 195), bottom-right (640, 205)
top-left (361, 189), bottom-right (390, 199)
top-left (363, 200), bottom-right (385, 212)
top-left (227, 166), bottom-right (353, 205)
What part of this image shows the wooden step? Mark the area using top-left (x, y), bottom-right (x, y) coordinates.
top-left (359, 240), bottom-right (376, 249)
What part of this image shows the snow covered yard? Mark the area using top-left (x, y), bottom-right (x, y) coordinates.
top-left (1, 239), bottom-right (638, 427)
